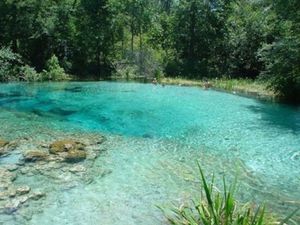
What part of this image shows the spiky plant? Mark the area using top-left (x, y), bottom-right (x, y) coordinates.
top-left (160, 162), bottom-right (299, 225)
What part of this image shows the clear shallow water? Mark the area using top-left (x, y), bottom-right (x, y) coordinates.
top-left (0, 82), bottom-right (300, 224)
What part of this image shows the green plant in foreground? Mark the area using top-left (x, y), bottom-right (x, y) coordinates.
top-left (160, 162), bottom-right (299, 225)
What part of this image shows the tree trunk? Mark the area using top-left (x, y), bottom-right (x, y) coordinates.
top-left (131, 21), bottom-right (134, 54)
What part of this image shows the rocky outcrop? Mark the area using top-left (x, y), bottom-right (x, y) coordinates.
top-left (49, 139), bottom-right (87, 163)
top-left (49, 139), bottom-right (85, 154)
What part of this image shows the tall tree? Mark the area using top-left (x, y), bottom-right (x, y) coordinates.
top-left (74, 0), bottom-right (114, 77)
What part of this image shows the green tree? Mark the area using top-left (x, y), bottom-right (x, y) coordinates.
top-left (259, 0), bottom-right (300, 102)
top-left (166, 0), bottom-right (231, 78)
top-left (226, 0), bottom-right (275, 78)
top-left (43, 54), bottom-right (68, 81)
top-left (73, 0), bottom-right (115, 78)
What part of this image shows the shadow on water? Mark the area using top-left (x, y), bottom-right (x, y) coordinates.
top-left (31, 107), bottom-right (77, 118)
top-left (0, 97), bottom-right (32, 105)
top-left (64, 86), bottom-right (83, 93)
top-left (0, 91), bottom-right (23, 98)
top-left (245, 100), bottom-right (300, 134)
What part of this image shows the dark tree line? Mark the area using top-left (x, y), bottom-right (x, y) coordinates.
top-left (0, 0), bottom-right (299, 102)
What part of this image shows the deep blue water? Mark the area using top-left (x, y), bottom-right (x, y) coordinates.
top-left (0, 82), bottom-right (299, 224)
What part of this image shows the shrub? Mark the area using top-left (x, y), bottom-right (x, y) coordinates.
top-left (20, 65), bottom-right (41, 82)
top-left (160, 162), bottom-right (299, 225)
top-left (154, 68), bottom-right (164, 82)
top-left (0, 47), bottom-right (22, 82)
top-left (43, 55), bottom-right (69, 81)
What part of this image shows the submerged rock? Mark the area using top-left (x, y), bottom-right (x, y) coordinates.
top-left (29, 191), bottom-right (45, 201)
top-left (3, 196), bottom-right (29, 214)
top-left (16, 186), bottom-right (31, 195)
top-left (8, 189), bottom-right (17, 198)
top-left (49, 139), bottom-right (85, 154)
top-left (0, 188), bottom-right (17, 200)
top-left (23, 151), bottom-right (48, 162)
top-left (0, 192), bottom-right (7, 200)
top-left (64, 150), bottom-right (87, 163)
top-left (0, 139), bottom-right (9, 156)
top-left (0, 140), bottom-right (17, 157)
top-left (0, 139), bottom-right (9, 148)
top-left (4, 164), bottom-right (19, 172)
top-left (4, 199), bottom-right (20, 214)
top-left (69, 165), bottom-right (87, 173)
top-left (0, 168), bottom-right (16, 184)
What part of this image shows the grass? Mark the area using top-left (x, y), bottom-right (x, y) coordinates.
top-left (159, 162), bottom-right (299, 225)
top-left (160, 77), bottom-right (275, 101)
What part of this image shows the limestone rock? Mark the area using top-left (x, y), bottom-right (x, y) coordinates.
top-left (16, 186), bottom-right (31, 195)
top-left (4, 200), bottom-right (20, 214)
top-left (0, 168), bottom-right (16, 184)
top-left (18, 195), bottom-right (29, 204)
top-left (0, 139), bottom-right (9, 148)
top-left (0, 139), bottom-right (9, 156)
top-left (8, 189), bottom-right (17, 198)
top-left (64, 150), bottom-right (87, 163)
top-left (29, 191), bottom-right (45, 201)
top-left (5, 164), bottom-right (19, 172)
top-left (69, 165), bottom-right (87, 173)
top-left (0, 192), bottom-right (7, 201)
top-left (23, 150), bottom-right (48, 162)
top-left (49, 140), bottom-right (85, 154)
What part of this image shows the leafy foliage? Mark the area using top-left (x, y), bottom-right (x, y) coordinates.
top-left (20, 65), bottom-right (41, 82)
top-left (43, 55), bottom-right (69, 81)
top-left (0, 47), bottom-right (22, 81)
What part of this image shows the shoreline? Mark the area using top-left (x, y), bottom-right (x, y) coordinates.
top-left (0, 77), bottom-right (277, 102)
top-left (160, 77), bottom-right (276, 102)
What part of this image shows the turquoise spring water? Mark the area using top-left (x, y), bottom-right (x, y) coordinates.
top-left (0, 82), bottom-right (300, 224)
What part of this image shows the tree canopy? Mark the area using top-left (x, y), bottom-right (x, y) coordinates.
top-left (0, 0), bottom-right (299, 102)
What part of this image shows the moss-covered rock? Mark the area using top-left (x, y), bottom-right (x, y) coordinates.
top-left (23, 151), bottom-right (48, 162)
top-left (49, 139), bottom-right (85, 154)
top-left (64, 150), bottom-right (87, 163)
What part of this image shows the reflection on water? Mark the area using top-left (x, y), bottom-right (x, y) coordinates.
top-left (0, 82), bottom-right (299, 224)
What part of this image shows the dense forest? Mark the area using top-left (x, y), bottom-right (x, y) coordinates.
top-left (0, 0), bottom-right (299, 102)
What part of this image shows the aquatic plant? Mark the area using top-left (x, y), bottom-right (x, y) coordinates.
top-left (160, 162), bottom-right (299, 225)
